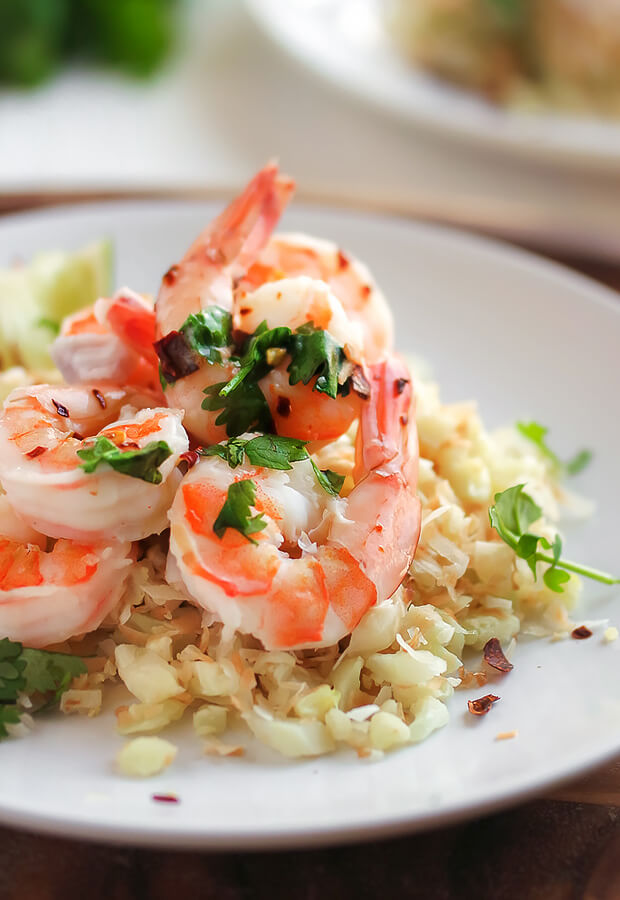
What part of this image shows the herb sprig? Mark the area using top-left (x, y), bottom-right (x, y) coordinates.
top-left (489, 484), bottom-right (619, 593)
top-left (212, 480), bottom-right (268, 544)
top-left (203, 434), bottom-right (345, 496)
top-left (0, 638), bottom-right (86, 739)
top-left (77, 436), bottom-right (172, 484)
top-left (516, 421), bottom-right (592, 476)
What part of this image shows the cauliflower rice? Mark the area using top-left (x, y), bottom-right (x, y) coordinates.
top-left (45, 368), bottom-right (585, 765)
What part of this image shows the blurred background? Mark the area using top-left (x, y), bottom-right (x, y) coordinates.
top-left (0, 0), bottom-right (619, 264)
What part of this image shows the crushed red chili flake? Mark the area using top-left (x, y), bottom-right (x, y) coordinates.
top-left (394, 377), bottom-right (410, 396)
top-left (337, 250), bottom-right (349, 270)
top-left (360, 284), bottom-right (371, 299)
top-left (239, 307), bottom-right (251, 316)
top-left (180, 450), bottom-right (200, 469)
top-left (400, 413), bottom-right (409, 427)
top-left (483, 638), bottom-right (514, 673)
top-left (468, 694), bottom-right (500, 716)
top-left (92, 388), bottom-right (106, 408)
top-left (276, 395), bottom-right (292, 417)
top-left (25, 445), bottom-right (46, 459)
top-left (151, 793), bottom-right (179, 804)
top-left (154, 331), bottom-right (199, 383)
top-left (571, 626), bottom-right (593, 640)
top-left (351, 367), bottom-right (371, 399)
top-left (52, 399), bottom-right (69, 417)
top-left (162, 265), bottom-right (180, 286)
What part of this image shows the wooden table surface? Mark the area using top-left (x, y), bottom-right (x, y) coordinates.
top-left (1, 201), bottom-right (619, 900)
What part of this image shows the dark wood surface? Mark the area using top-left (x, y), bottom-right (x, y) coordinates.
top-left (1, 200), bottom-right (619, 899)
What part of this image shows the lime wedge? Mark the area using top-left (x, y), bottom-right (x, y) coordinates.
top-left (0, 239), bottom-right (113, 371)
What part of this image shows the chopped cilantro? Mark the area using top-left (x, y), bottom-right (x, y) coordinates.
top-left (220, 323), bottom-right (291, 396)
top-left (202, 380), bottom-right (274, 437)
top-left (287, 323), bottom-right (343, 399)
top-left (212, 480), bottom-right (268, 544)
top-left (180, 306), bottom-right (232, 365)
top-left (489, 484), bottom-right (619, 592)
top-left (37, 317), bottom-right (60, 335)
top-left (0, 638), bottom-right (86, 739)
top-left (204, 434), bottom-right (345, 496)
top-left (77, 436), bottom-right (172, 484)
top-left (516, 421), bottom-right (592, 476)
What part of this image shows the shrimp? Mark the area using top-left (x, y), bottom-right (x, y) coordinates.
top-left (0, 383), bottom-right (188, 542)
top-left (236, 232), bottom-right (394, 364)
top-left (154, 163), bottom-right (294, 445)
top-left (0, 494), bottom-right (133, 648)
top-left (167, 356), bottom-right (421, 650)
top-left (51, 288), bottom-right (161, 395)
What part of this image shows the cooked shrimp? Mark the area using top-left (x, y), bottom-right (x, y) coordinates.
top-left (237, 232), bottom-right (394, 363)
top-left (0, 495), bottom-right (133, 648)
top-left (0, 383), bottom-right (188, 542)
top-left (168, 356), bottom-right (421, 650)
top-left (233, 275), bottom-right (366, 442)
top-left (51, 288), bottom-right (161, 394)
top-left (154, 163), bottom-right (294, 445)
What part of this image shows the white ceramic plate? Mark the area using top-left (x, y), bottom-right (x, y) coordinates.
top-left (0, 200), bottom-right (619, 849)
top-left (246, 0), bottom-right (620, 169)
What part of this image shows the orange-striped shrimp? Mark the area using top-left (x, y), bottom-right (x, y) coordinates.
top-left (51, 288), bottom-right (162, 395)
top-left (0, 495), bottom-right (132, 648)
top-left (236, 232), bottom-right (394, 364)
top-left (167, 356), bottom-right (421, 650)
top-left (154, 163), bottom-right (294, 444)
top-left (0, 383), bottom-right (188, 542)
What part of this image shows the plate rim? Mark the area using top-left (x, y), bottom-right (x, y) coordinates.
top-left (0, 197), bottom-right (618, 849)
top-left (245, 0), bottom-right (620, 170)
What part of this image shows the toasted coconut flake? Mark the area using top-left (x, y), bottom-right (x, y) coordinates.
top-left (203, 738), bottom-right (245, 757)
top-left (571, 626), bottom-right (593, 640)
top-left (495, 730), bottom-right (518, 741)
top-left (483, 637), bottom-right (514, 673)
top-left (467, 694), bottom-right (500, 716)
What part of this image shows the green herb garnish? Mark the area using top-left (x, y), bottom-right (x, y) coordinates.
top-left (203, 434), bottom-right (345, 496)
top-left (489, 484), bottom-right (619, 592)
top-left (212, 480), bottom-right (268, 544)
top-left (0, 638), bottom-right (86, 739)
top-left (202, 379), bottom-right (274, 437)
top-left (180, 307), bottom-right (232, 365)
top-left (77, 436), bottom-right (172, 484)
top-left (287, 323), bottom-right (343, 399)
top-left (516, 421), bottom-right (592, 476)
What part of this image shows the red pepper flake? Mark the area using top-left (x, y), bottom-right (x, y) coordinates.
top-left (483, 638), bottom-right (514, 673)
top-left (400, 413), bottom-right (409, 427)
top-left (360, 285), bottom-right (371, 300)
top-left (180, 450), bottom-right (200, 469)
top-left (337, 250), bottom-right (349, 270)
top-left (26, 445), bottom-right (46, 459)
top-left (52, 399), bottom-right (69, 417)
top-left (162, 265), bottom-right (180, 286)
top-left (92, 388), bottom-right (106, 409)
top-left (351, 367), bottom-right (371, 399)
top-left (468, 694), bottom-right (500, 716)
top-left (394, 377), bottom-right (410, 396)
top-left (239, 307), bottom-right (251, 316)
top-left (151, 793), bottom-right (179, 804)
top-left (571, 626), bottom-right (593, 640)
top-left (276, 395), bottom-right (291, 417)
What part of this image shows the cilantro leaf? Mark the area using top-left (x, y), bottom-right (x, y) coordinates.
top-left (287, 324), bottom-right (343, 399)
top-left (37, 317), bottom-right (60, 335)
top-left (489, 484), bottom-right (619, 592)
top-left (22, 648), bottom-right (87, 699)
top-left (212, 480), bottom-right (268, 544)
top-left (311, 460), bottom-right (346, 496)
top-left (516, 421), bottom-right (592, 477)
top-left (180, 307), bottom-right (232, 365)
top-left (0, 705), bottom-right (22, 738)
top-left (0, 639), bottom-right (87, 740)
top-left (221, 323), bottom-right (292, 396)
top-left (77, 436), bottom-right (172, 484)
top-left (0, 638), bottom-right (26, 702)
top-left (204, 435), bottom-right (345, 495)
top-left (202, 380), bottom-right (274, 437)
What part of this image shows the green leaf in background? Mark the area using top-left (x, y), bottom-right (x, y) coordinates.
top-left (516, 421), bottom-right (592, 477)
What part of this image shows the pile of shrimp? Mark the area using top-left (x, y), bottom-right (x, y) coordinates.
top-left (0, 165), bottom-right (577, 764)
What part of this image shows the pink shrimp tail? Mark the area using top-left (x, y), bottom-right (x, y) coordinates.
top-left (355, 356), bottom-right (414, 476)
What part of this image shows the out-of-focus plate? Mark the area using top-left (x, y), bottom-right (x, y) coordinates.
top-left (0, 200), bottom-right (619, 848)
top-left (246, 0), bottom-right (620, 169)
